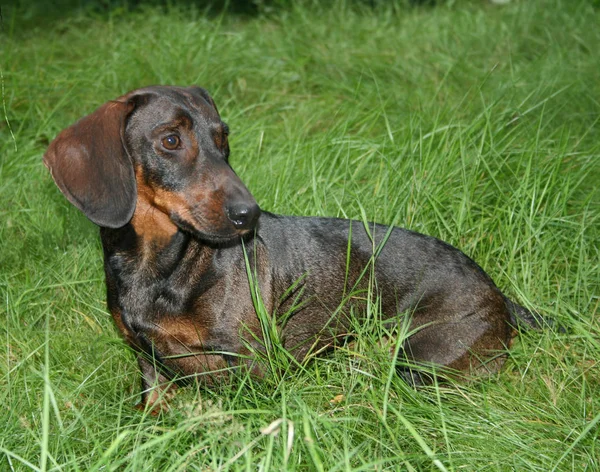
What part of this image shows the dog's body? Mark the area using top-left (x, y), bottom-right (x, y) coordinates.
top-left (44, 86), bottom-right (537, 409)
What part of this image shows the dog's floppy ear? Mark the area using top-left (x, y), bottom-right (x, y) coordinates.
top-left (43, 98), bottom-right (138, 228)
top-left (187, 86), bottom-right (220, 115)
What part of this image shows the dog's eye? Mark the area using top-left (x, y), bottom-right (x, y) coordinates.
top-left (161, 135), bottom-right (181, 150)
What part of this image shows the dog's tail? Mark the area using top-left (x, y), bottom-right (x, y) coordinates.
top-left (504, 297), bottom-right (550, 330)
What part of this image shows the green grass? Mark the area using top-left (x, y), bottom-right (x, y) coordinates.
top-left (1, 0), bottom-right (599, 470)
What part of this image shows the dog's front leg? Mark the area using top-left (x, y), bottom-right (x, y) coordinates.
top-left (112, 307), bottom-right (178, 413)
top-left (136, 355), bottom-right (178, 414)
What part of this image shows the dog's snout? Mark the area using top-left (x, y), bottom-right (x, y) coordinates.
top-left (226, 202), bottom-right (261, 230)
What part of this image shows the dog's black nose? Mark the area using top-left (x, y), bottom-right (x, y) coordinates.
top-left (226, 202), bottom-right (260, 230)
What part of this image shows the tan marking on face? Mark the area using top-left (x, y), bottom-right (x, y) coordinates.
top-left (212, 126), bottom-right (228, 153)
top-left (130, 172), bottom-right (178, 245)
top-left (131, 163), bottom-right (243, 248)
top-left (151, 184), bottom-right (232, 234)
top-left (151, 187), bottom-right (191, 216)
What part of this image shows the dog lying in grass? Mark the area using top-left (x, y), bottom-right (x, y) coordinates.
top-left (44, 85), bottom-right (541, 410)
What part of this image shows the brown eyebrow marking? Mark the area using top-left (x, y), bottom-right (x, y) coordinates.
top-left (211, 123), bottom-right (229, 153)
top-left (151, 113), bottom-right (194, 136)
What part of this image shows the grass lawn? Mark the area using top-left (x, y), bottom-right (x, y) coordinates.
top-left (1, 0), bottom-right (599, 470)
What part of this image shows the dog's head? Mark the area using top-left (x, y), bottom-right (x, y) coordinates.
top-left (44, 86), bottom-right (260, 243)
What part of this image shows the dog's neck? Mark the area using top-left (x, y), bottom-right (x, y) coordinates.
top-left (99, 207), bottom-right (213, 320)
top-left (99, 189), bottom-right (203, 278)
top-left (129, 177), bottom-right (180, 245)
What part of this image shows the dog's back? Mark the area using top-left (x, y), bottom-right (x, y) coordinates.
top-left (254, 213), bottom-right (514, 374)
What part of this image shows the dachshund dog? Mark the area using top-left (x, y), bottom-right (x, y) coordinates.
top-left (44, 86), bottom-right (540, 410)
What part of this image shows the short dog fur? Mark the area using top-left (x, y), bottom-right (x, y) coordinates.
top-left (44, 86), bottom-right (539, 409)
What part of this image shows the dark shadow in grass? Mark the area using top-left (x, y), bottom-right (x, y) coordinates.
top-left (3, 0), bottom-right (439, 33)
